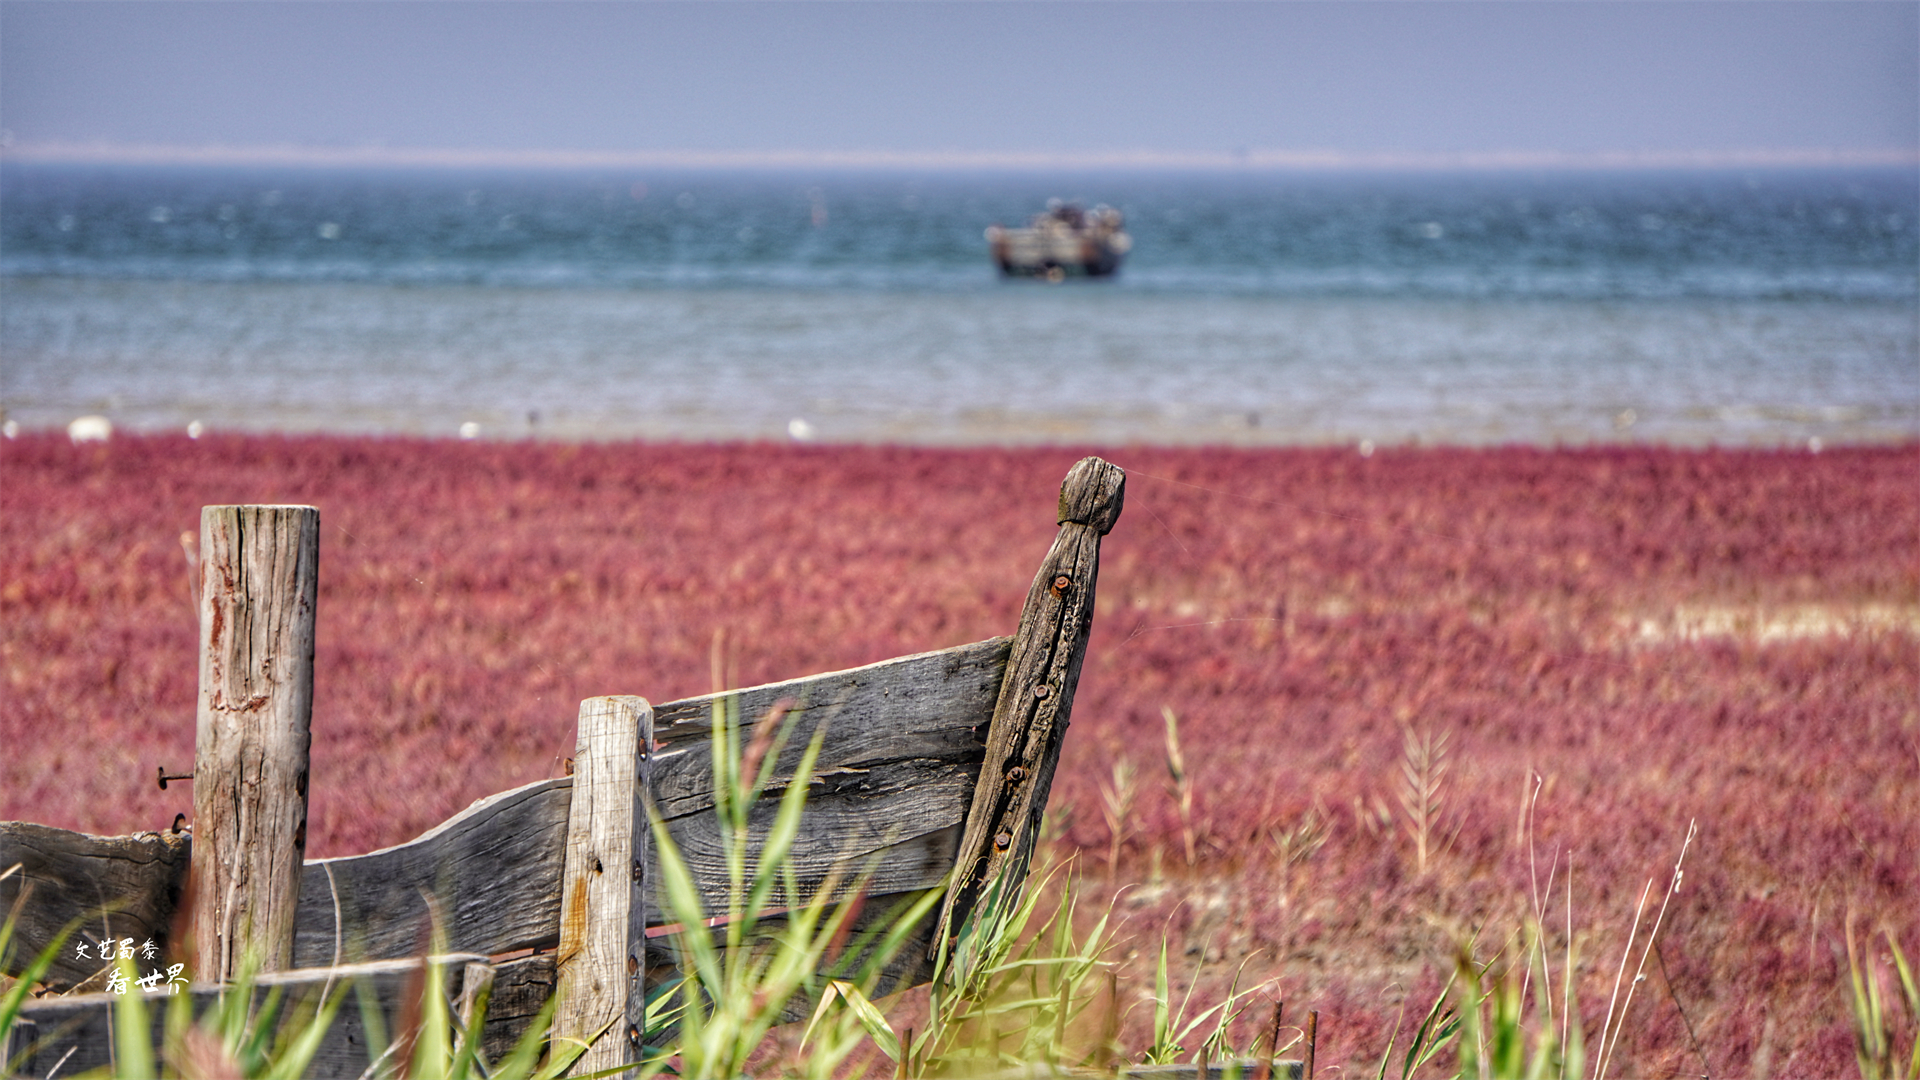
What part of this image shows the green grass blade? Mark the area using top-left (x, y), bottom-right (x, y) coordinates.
top-left (266, 978), bottom-right (353, 1080)
top-left (743, 725), bottom-right (828, 920)
top-left (490, 987), bottom-right (562, 1080)
top-left (2, 916), bottom-right (83, 1067)
top-left (112, 953), bottom-right (155, 1080)
top-left (446, 979), bottom-right (490, 1080)
top-left (1403, 967), bottom-right (1461, 1080)
top-left (409, 956), bottom-right (452, 1080)
top-left (649, 801), bottom-right (724, 993)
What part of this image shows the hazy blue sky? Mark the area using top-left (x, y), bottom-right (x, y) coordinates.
top-left (2, 2), bottom-right (1914, 163)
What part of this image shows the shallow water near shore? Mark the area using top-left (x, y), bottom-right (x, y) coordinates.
top-left (6, 276), bottom-right (1915, 446)
top-left (4, 165), bottom-right (1915, 445)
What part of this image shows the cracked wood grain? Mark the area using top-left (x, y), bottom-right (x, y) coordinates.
top-left (191, 504), bottom-right (320, 980)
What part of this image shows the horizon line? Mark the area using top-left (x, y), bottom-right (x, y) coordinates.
top-left (4, 140), bottom-right (1917, 173)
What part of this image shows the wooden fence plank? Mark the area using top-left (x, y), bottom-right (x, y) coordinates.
top-left (554, 695), bottom-right (652, 1078)
top-left (648, 637), bottom-right (1009, 818)
top-left (1, 780), bottom-right (572, 987)
top-left (292, 776), bottom-right (572, 966)
top-left (480, 952), bottom-right (559, 1063)
top-left (4, 954), bottom-right (486, 1078)
top-left (0, 824), bottom-right (190, 990)
top-left (192, 504), bottom-right (322, 980)
top-left (938, 458), bottom-right (1124, 950)
top-left (644, 637), bottom-right (1008, 916)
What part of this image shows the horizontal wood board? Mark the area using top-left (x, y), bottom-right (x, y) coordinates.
top-left (645, 637), bottom-right (1008, 914)
top-left (0, 823), bottom-right (192, 989)
top-left (5, 954), bottom-right (489, 1079)
top-left (293, 776), bottom-right (574, 966)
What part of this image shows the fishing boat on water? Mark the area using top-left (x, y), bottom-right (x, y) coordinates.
top-left (986, 199), bottom-right (1131, 280)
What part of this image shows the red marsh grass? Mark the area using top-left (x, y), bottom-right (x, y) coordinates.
top-left (2, 434), bottom-right (1914, 1076)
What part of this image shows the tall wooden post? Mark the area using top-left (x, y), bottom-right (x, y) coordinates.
top-left (555, 695), bottom-right (654, 1078)
top-left (190, 505), bottom-right (320, 982)
top-left (937, 457), bottom-right (1124, 952)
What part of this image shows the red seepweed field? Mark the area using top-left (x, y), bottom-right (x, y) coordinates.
top-left (2, 433), bottom-right (1915, 1076)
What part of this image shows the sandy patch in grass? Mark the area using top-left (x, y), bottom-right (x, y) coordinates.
top-left (1627, 602), bottom-right (1920, 644)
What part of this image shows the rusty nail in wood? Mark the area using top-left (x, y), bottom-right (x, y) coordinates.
top-left (170, 813), bottom-right (187, 834)
top-left (1052, 574), bottom-right (1072, 593)
top-left (1008, 766), bottom-right (1026, 782)
top-left (157, 767), bottom-right (194, 791)
top-left (632, 859), bottom-right (645, 884)
top-left (994, 830), bottom-right (1012, 850)
top-left (1033, 683), bottom-right (1052, 699)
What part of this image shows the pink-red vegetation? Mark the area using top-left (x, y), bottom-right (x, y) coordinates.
top-left (2, 435), bottom-right (1915, 1076)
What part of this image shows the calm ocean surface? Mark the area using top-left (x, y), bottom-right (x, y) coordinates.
top-left (3, 165), bottom-right (1915, 446)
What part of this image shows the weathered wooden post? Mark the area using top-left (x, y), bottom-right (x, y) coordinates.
top-left (937, 457), bottom-right (1125, 949)
top-left (555, 695), bottom-right (654, 1078)
top-left (190, 504), bottom-right (321, 981)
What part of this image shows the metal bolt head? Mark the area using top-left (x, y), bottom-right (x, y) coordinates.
top-left (1008, 766), bottom-right (1026, 782)
top-left (1051, 575), bottom-right (1072, 594)
top-left (994, 830), bottom-right (1013, 850)
top-left (1033, 683), bottom-right (1052, 700)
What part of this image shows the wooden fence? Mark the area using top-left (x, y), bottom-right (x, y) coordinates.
top-left (2, 457), bottom-right (1127, 1077)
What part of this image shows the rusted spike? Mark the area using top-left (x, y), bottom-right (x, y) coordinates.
top-left (1307, 1009), bottom-right (1319, 1080)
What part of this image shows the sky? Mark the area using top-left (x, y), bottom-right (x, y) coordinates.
top-left (1, 1), bottom-right (1916, 168)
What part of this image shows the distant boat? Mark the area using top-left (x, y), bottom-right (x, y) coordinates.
top-left (986, 200), bottom-right (1131, 280)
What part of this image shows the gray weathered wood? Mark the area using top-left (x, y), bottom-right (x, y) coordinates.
top-left (4, 953), bottom-right (486, 1079)
top-left (293, 776), bottom-right (573, 966)
top-left (554, 695), bottom-right (652, 1078)
top-left (192, 504), bottom-right (321, 981)
top-left (1, 780), bottom-right (573, 985)
top-left (0, 824), bottom-right (191, 989)
top-left (480, 952), bottom-right (560, 1063)
top-left (646, 637), bottom-right (1008, 915)
top-left (938, 457), bottom-right (1124, 950)
top-left (2, 637), bottom-right (1019, 996)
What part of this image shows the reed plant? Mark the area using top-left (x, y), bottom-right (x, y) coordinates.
top-left (806, 863), bottom-right (1119, 1076)
top-left (1844, 922), bottom-right (1920, 1080)
top-left (1161, 708), bottom-right (1199, 869)
top-left (1367, 814), bottom-right (1696, 1080)
top-left (1137, 936), bottom-right (1274, 1067)
top-left (1395, 728), bottom-right (1449, 877)
top-left (1098, 755), bottom-right (1138, 880)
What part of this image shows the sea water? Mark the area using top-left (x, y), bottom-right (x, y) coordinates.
top-left (2, 165), bottom-right (1914, 446)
